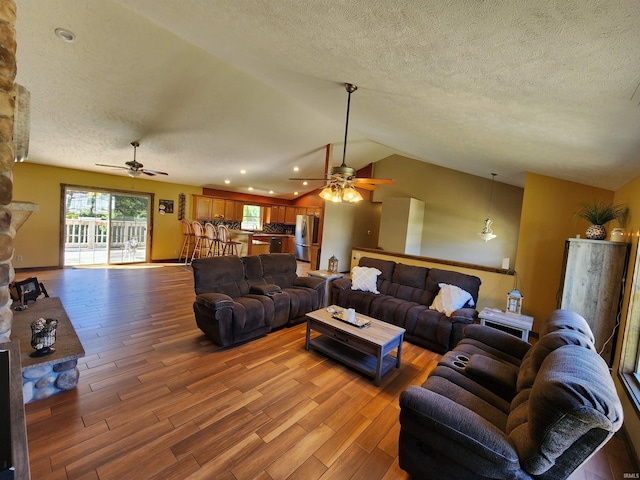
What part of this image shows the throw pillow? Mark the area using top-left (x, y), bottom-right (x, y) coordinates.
top-left (429, 283), bottom-right (474, 316)
top-left (351, 266), bottom-right (382, 294)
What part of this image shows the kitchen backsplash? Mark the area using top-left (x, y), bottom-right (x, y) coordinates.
top-left (263, 223), bottom-right (295, 234)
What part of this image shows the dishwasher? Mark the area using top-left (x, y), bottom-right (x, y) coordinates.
top-left (269, 236), bottom-right (283, 253)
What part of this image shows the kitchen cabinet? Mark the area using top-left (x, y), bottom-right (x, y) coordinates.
top-left (212, 199), bottom-right (225, 218)
top-left (224, 200), bottom-right (244, 222)
top-left (284, 206), bottom-right (297, 224)
top-left (194, 195), bottom-right (212, 220)
top-left (193, 195), bottom-right (241, 221)
top-left (234, 202), bottom-right (245, 222)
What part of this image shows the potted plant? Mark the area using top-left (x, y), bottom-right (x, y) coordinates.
top-left (574, 201), bottom-right (628, 240)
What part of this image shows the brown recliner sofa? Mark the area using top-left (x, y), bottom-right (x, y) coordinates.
top-left (398, 310), bottom-right (623, 479)
top-left (192, 253), bottom-right (324, 347)
top-left (331, 257), bottom-right (481, 353)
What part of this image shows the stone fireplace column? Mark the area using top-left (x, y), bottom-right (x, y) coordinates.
top-left (0, 0), bottom-right (17, 341)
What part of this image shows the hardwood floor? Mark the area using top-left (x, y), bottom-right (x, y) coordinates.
top-left (19, 264), bottom-right (637, 479)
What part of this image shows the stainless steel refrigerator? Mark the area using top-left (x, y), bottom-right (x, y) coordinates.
top-left (294, 215), bottom-right (319, 262)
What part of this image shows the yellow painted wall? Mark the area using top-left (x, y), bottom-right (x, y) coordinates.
top-left (514, 173), bottom-right (613, 331)
top-left (12, 163), bottom-right (201, 268)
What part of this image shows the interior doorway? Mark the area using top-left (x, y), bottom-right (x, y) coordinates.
top-left (62, 186), bottom-right (152, 266)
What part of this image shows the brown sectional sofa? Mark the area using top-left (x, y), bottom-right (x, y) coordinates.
top-left (192, 253), bottom-right (324, 347)
top-left (331, 256), bottom-right (481, 353)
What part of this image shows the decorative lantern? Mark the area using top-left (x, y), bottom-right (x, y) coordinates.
top-left (30, 317), bottom-right (58, 357)
top-left (506, 289), bottom-right (523, 315)
top-left (328, 255), bottom-right (339, 273)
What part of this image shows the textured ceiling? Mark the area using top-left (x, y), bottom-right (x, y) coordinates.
top-left (14, 0), bottom-right (640, 197)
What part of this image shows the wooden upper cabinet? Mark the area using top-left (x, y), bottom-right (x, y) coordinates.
top-left (224, 200), bottom-right (235, 221)
top-left (284, 206), bottom-right (297, 224)
top-left (271, 206), bottom-right (279, 223)
top-left (296, 207), bottom-right (306, 216)
top-left (194, 195), bottom-right (212, 220)
top-left (234, 202), bottom-right (245, 222)
top-left (212, 199), bottom-right (225, 218)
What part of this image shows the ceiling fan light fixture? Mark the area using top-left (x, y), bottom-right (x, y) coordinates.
top-left (342, 186), bottom-right (363, 203)
top-left (128, 170), bottom-right (142, 178)
top-left (319, 186), bottom-right (333, 200)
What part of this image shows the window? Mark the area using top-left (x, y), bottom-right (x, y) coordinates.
top-left (241, 205), bottom-right (262, 231)
top-left (618, 238), bottom-right (640, 408)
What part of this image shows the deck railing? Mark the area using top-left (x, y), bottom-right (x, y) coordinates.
top-left (64, 218), bottom-right (147, 249)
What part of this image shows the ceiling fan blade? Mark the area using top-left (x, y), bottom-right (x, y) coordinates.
top-left (142, 169), bottom-right (168, 176)
top-left (354, 183), bottom-right (378, 191)
top-left (95, 163), bottom-right (128, 170)
top-left (352, 178), bottom-right (395, 185)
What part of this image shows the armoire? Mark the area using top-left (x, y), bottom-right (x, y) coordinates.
top-left (557, 238), bottom-right (629, 366)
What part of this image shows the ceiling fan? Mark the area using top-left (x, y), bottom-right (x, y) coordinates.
top-left (96, 142), bottom-right (168, 178)
top-left (290, 83), bottom-right (394, 202)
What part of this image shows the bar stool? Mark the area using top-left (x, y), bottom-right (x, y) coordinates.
top-left (178, 219), bottom-right (194, 264)
top-left (190, 221), bottom-right (207, 263)
top-left (218, 225), bottom-right (241, 256)
top-left (205, 223), bottom-right (220, 257)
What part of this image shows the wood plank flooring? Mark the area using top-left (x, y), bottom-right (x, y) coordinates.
top-left (19, 264), bottom-right (637, 479)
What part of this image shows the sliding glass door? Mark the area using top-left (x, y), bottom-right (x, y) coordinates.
top-left (63, 187), bottom-right (151, 266)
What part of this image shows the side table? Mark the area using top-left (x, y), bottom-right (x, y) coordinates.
top-left (478, 307), bottom-right (534, 342)
top-left (308, 270), bottom-right (344, 307)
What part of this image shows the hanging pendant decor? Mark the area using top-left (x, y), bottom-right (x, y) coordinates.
top-left (478, 173), bottom-right (498, 242)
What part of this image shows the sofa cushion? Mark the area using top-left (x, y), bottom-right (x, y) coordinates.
top-left (387, 263), bottom-right (430, 302)
top-left (508, 345), bottom-right (623, 476)
top-left (426, 268), bottom-right (481, 306)
top-left (192, 256), bottom-right (249, 297)
top-left (259, 253), bottom-right (298, 288)
top-left (516, 329), bottom-right (595, 391)
top-left (358, 257), bottom-right (395, 293)
top-left (430, 283), bottom-right (474, 316)
top-left (540, 309), bottom-right (595, 343)
top-left (351, 266), bottom-right (381, 293)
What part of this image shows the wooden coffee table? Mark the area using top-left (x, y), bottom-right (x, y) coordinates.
top-left (305, 306), bottom-right (405, 386)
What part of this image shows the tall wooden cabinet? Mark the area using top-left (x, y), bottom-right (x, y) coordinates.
top-left (557, 238), bottom-right (629, 365)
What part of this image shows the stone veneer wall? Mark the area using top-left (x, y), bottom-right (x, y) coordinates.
top-left (0, 1), bottom-right (16, 341)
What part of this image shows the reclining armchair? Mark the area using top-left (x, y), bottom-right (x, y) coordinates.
top-left (399, 310), bottom-right (623, 479)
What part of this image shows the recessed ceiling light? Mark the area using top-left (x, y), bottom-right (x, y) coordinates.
top-left (55, 28), bottom-right (76, 43)
top-left (293, 166), bottom-right (299, 172)
top-left (269, 190), bottom-right (274, 194)
top-left (294, 192), bottom-right (299, 195)
top-left (240, 170), bottom-right (246, 174)
top-left (303, 181), bottom-right (308, 186)
top-left (224, 179), bottom-right (230, 184)
top-left (248, 187), bottom-right (253, 191)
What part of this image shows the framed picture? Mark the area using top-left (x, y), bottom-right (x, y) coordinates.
top-left (159, 199), bottom-right (174, 215)
top-left (13, 277), bottom-right (45, 305)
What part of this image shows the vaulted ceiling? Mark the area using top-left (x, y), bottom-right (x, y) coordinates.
top-left (14, 0), bottom-right (640, 198)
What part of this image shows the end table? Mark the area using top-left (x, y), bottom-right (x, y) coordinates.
top-left (308, 270), bottom-right (344, 307)
top-left (478, 307), bottom-right (534, 341)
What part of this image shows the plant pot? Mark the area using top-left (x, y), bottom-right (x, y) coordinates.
top-left (586, 224), bottom-right (607, 240)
